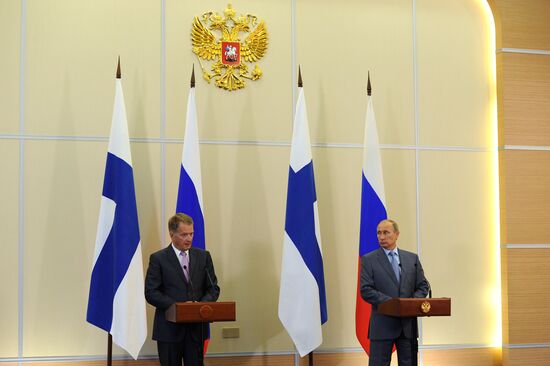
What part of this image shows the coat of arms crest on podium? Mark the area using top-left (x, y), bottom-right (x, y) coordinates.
top-left (191, 4), bottom-right (269, 91)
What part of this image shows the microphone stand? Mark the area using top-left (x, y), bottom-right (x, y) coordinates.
top-left (184, 265), bottom-right (203, 366)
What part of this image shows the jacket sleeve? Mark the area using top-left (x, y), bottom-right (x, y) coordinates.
top-left (199, 250), bottom-right (220, 302)
top-left (413, 254), bottom-right (430, 298)
top-left (144, 253), bottom-right (176, 310)
top-left (360, 254), bottom-right (392, 306)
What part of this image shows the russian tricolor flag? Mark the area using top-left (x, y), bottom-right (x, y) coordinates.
top-left (86, 73), bottom-right (147, 360)
top-left (279, 85), bottom-right (328, 357)
top-left (175, 80), bottom-right (209, 351)
top-left (355, 90), bottom-right (387, 355)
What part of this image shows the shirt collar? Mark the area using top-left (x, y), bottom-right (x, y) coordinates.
top-left (171, 243), bottom-right (189, 256)
top-left (382, 247), bottom-right (399, 256)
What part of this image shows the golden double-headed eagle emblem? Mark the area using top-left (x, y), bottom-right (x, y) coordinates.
top-left (191, 4), bottom-right (268, 91)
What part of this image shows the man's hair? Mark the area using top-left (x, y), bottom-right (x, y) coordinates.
top-left (168, 213), bottom-right (194, 233)
top-left (379, 219), bottom-right (399, 233)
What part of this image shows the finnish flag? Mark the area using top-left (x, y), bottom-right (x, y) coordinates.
top-left (278, 86), bottom-right (328, 357)
top-left (86, 76), bottom-right (147, 360)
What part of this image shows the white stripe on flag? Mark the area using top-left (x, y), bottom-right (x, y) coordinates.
top-left (289, 89), bottom-right (312, 171)
top-left (92, 197), bottom-right (116, 267)
top-left (363, 96), bottom-right (385, 204)
top-left (111, 243), bottom-right (147, 359)
top-left (181, 88), bottom-right (204, 208)
top-left (279, 233), bottom-right (322, 357)
top-left (108, 81), bottom-right (132, 165)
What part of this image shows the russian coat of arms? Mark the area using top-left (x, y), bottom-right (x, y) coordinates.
top-left (191, 4), bottom-right (269, 91)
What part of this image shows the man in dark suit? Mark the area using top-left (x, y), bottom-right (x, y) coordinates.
top-left (145, 213), bottom-right (220, 366)
top-left (360, 219), bottom-right (429, 366)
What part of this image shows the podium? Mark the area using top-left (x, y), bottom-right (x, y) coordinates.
top-left (165, 301), bottom-right (236, 323)
top-left (165, 302), bottom-right (235, 366)
top-left (376, 297), bottom-right (451, 366)
top-left (378, 297), bottom-right (451, 317)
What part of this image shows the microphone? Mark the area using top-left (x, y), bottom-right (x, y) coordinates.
top-left (183, 265), bottom-right (196, 301)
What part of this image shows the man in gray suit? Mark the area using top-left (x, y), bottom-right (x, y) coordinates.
top-left (360, 219), bottom-right (429, 366)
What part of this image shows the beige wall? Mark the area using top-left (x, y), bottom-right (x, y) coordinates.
top-left (1, 0), bottom-right (503, 365)
top-left (490, 1), bottom-right (550, 365)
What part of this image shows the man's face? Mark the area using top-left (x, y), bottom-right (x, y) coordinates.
top-left (170, 223), bottom-right (194, 251)
top-left (377, 221), bottom-right (399, 250)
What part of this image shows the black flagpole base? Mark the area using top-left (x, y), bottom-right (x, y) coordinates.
top-left (107, 333), bottom-right (113, 366)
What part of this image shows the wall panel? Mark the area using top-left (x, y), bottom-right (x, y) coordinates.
top-left (507, 249), bottom-right (550, 344)
top-left (500, 53), bottom-right (550, 146)
top-left (25, 0), bottom-right (160, 138)
top-left (503, 347), bottom-right (550, 366)
top-left (423, 348), bottom-right (501, 366)
top-left (417, 0), bottom-right (496, 148)
top-left (496, 0), bottom-right (550, 50)
top-left (296, 0), bottom-right (415, 146)
top-left (501, 150), bottom-right (550, 244)
top-left (420, 151), bottom-right (499, 346)
top-left (0, 0), bottom-right (20, 135)
top-left (0, 141), bottom-right (20, 357)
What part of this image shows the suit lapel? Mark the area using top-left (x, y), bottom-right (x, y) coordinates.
top-left (188, 248), bottom-right (200, 283)
top-left (376, 248), bottom-right (399, 286)
top-left (399, 251), bottom-right (412, 286)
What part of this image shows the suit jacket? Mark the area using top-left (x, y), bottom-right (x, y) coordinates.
top-left (360, 247), bottom-right (429, 340)
top-left (145, 245), bottom-right (220, 342)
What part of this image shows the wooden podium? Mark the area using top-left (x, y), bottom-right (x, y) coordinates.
top-left (165, 301), bottom-right (236, 323)
top-left (378, 297), bottom-right (451, 317)
top-left (377, 298), bottom-right (450, 366)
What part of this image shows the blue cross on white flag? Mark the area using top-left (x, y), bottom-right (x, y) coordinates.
top-left (278, 86), bottom-right (328, 357)
top-left (86, 76), bottom-right (147, 360)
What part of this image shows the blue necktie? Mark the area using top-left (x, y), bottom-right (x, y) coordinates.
top-left (390, 251), bottom-right (400, 282)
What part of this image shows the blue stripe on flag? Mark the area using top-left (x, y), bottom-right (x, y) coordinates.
top-left (285, 162), bottom-right (328, 324)
top-left (87, 152), bottom-right (141, 331)
top-left (359, 174), bottom-right (387, 256)
top-left (176, 164), bottom-right (205, 250)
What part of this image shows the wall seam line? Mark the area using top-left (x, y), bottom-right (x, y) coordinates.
top-left (160, 0), bottom-right (167, 245)
top-left (18, 0), bottom-right (27, 363)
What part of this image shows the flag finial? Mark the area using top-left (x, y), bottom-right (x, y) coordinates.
top-left (298, 66), bottom-right (303, 87)
top-left (367, 72), bottom-right (372, 96)
top-left (191, 64), bottom-right (196, 88)
top-left (116, 56), bottom-right (121, 79)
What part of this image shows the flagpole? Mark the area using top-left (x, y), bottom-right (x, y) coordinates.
top-left (189, 63), bottom-right (206, 366)
top-left (103, 57), bottom-right (122, 366)
top-left (107, 333), bottom-right (113, 366)
top-left (301, 67), bottom-right (314, 366)
top-left (367, 71), bottom-right (372, 97)
top-left (299, 67), bottom-right (315, 366)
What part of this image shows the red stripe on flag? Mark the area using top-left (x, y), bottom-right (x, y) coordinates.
top-left (355, 257), bottom-right (372, 355)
